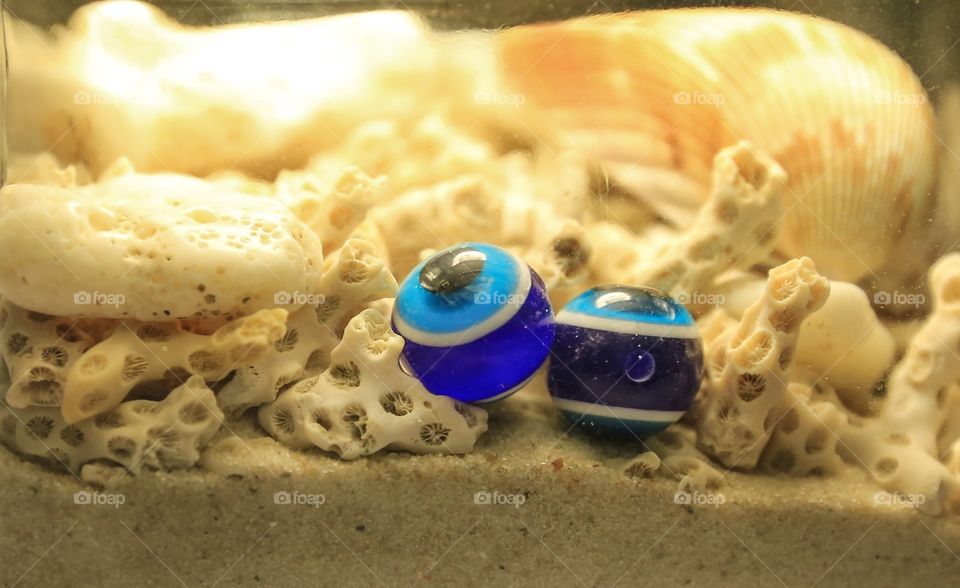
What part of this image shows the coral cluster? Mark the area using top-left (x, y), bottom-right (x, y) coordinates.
top-left (1, 375), bottom-right (223, 475)
top-left (260, 309), bottom-right (487, 459)
top-left (1, 302), bottom-right (101, 409)
top-left (61, 309), bottom-right (288, 423)
top-left (4, 1), bottom-right (960, 521)
top-left (689, 253), bottom-right (960, 515)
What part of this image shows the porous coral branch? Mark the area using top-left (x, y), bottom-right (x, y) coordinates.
top-left (350, 158), bottom-right (592, 292)
top-left (259, 309), bottom-right (487, 459)
top-left (60, 309), bottom-right (287, 423)
top-left (1, 375), bottom-right (223, 474)
top-left (696, 257), bottom-right (830, 469)
top-left (589, 141), bottom-right (786, 299)
top-left (882, 253), bottom-right (960, 455)
top-left (217, 238), bottom-right (398, 415)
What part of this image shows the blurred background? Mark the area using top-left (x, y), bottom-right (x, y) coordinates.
top-left (3, 0), bottom-right (957, 99)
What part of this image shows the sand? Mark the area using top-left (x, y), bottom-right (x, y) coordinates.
top-left (2, 374), bottom-right (959, 588)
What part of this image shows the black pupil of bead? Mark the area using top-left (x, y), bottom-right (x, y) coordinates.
top-left (419, 248), bottom-right (487, 293)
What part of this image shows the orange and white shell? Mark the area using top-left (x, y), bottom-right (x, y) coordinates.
top-left (497, 9), bottom-right (938, 283)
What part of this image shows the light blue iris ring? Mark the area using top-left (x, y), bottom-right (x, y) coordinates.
top-left (393, 243), bottom-right (531, 347)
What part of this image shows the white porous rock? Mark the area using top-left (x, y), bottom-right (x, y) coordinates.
top-left (839, 417), bottom-right (960, 516)
top-left (0, 173), bottom-right (324, 320)
top-left (0, 375), bottom-right (223, 475)
top-left (792, 281), bottom-right (895, 407)
top-left (696, 257), bottom-right (830, 469)
top-left (216, 239), bottom-right (398, 416)
top-left (259, 309), bottom-right (487, 459)
top-left (305, 115), bottom-right (507, 197)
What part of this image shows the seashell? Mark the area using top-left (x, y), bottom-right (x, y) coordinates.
top-left (497, 9), bottom-right (939, 283)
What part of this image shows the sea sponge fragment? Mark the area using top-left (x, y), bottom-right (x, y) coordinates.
top-left (0, 173), bottom-right (324, 320)
top-left (1, 375), bottom-right (223, 474)
top-left (259, 309), bottom-right (487, 459)
top-left (61, 309), bottom-right (287, 423)
top-left (696, 257), bottom-right (830, 469)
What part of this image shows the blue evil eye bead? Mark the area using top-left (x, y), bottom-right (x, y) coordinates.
top-left (548, 286), bottom-right (704, 439)
top-left (392, 243), bottom-right (555, 403)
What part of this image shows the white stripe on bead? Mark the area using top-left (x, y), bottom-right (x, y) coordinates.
top-left (555, 310), bottom-right (700, 339)
top-left (553, 398), bottom-right (685, 423)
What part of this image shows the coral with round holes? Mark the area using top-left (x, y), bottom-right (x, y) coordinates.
top-left (392, 243), bottom-right (555, 403)
top-left (548, 286), bottom-right (704, 439)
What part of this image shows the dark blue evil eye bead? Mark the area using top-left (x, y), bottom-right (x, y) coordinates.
top-left (392, 243), bottom-right (555, 403)
top-left (548, 285), bottom-right (704, 439)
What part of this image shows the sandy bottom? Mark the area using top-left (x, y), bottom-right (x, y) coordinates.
top-left (2, 375), bottom-right (959, 588)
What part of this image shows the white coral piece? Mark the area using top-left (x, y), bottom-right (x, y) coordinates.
top-left (589, 141), bottom-right (786, 299)
top-left (624, 428), bottom-right (724, 495)
top-left (883, 253), bottom-right (960, 455)
top-left (216, 239), bottom-right (398, 415)
top-left (350, 151), bottom-right (593, 292)
top-left (0, 301), bottom-right (100, 408)
top-left (275, 166), bottom-right (388, 255)
top-left (259, 309), bottom-right (487, 459)
top-left (61, 309), bottom-right (287, 423)
top-left (0, 375), bottom-right (223, 474)
top-left (696, 257), bottom-right (830, 469)
top-left (756, 383), bottom-right (847, 476)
